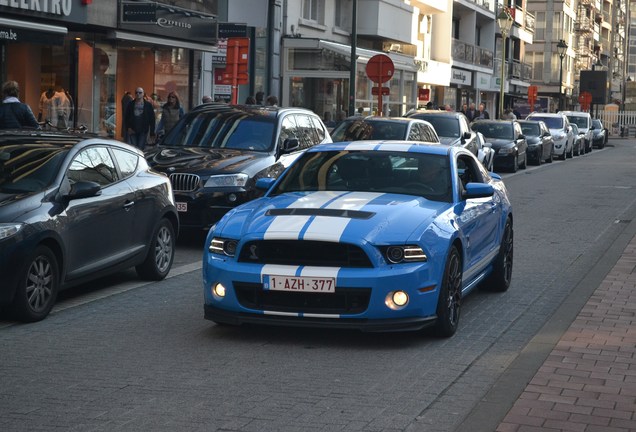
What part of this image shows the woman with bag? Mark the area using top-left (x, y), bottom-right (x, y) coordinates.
top-left (156, 91), bottom-right (184, 136)
top-left (0, 81), bottom-right (39, 130)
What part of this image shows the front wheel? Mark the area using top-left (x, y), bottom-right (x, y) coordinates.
top-left (432, 246), bottom-right (462, 338)
top-left (484, 218), bottom-right (513, 292)
top-left (136, 218), bottom-right (175, 280)
top-left (12, 245), bottom-right (59, 322)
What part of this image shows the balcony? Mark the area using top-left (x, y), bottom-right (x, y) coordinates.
top-left (524, 10), bottom-right (535, 34)
top-left (357, 0), bottom-right (412, 44)
top-left (451, 39), bottom-right (494, 68)
top-left (575, 17), bottom-right (592, 33)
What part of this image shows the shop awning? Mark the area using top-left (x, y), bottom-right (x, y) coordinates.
top-left (0, 17), bottom-right (67, 45)
top-left (110, 30), bottom-right (217, 53)
top-left (318, 40), bottom-right (418, 72)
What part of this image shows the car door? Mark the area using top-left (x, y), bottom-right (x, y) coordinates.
top-left (514, 122), bottom-right (527, 161)
top-left (455, 154), bottom-right (501, 278)
top-left (62, 146), bottom-right (136, 280)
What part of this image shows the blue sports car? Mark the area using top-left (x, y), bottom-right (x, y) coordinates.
top-left (203, 141), bottom-right (513, 337)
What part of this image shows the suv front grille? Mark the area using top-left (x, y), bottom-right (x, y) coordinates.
top-left (238, 240), bottom-right (373, 268)
top-left (169, 173), bottom-right (200, 192)
top-left (234, 282), bottom-right (370, 314)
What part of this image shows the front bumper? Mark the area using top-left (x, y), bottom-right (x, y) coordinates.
top-left (174, 189), bottom-right (258, 230)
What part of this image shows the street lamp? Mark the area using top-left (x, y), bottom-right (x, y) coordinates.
top-left (557, 39), bottom-right (568, 111)
top-left (497, 8), bottom-right (513, 119)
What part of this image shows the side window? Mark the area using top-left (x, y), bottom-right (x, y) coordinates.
top-left (456, 154), bottom-right (483, 192)
top-left (408, 124), bottom-right (422, 141)
top-left (67, 147), bottom-right (118, 187)
top-left (279, 115), bottom-right (299, 147)
top-left (422, 124), bottom-right (439, 143)
top-left (111, 148), bottom-right (139, 179)
top-left (309, 115), bottom-right (327, 142)
top-left (294, 114), bottom-right (319, 149)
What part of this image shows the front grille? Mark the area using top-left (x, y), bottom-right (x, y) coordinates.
top-left (169, 173), bottom-right (200, 192)
top-left (234, 282), bottom-right (370, 314)
top-left (238, 240), bottom-right (373, 268)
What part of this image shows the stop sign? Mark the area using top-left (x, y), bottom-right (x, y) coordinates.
top-left (366, 54), bottom-right (395, 84)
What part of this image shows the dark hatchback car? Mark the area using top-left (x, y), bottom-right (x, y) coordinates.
top-left (0, 131), bottom-right (179, 322)
top-left (518, 120), bottom-right (554, 165)
top-left (145, 104), bottom-right (332, 230)
top-left (330, 116), bottom-right (440, 143)
top-left (471, 120), bottom-right (528, 172)
top-left (591, 118), bottom-right (608, 148)
top-left (405, 110), bottom-right (479, 157)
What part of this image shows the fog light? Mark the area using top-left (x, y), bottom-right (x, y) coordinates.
top-left (227, 193), bottom-right (237, 202)
top-left (213, 283), bottom-right (226, 298)
top-left (392, 290), bottom-right (408, 306)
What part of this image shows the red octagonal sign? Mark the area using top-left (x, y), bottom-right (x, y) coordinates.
top-left (366, 54), bottom-right (395, 84)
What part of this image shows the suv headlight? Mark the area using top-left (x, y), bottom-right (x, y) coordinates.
top-left (205, 173), bottom-right (249, 188)
top-left (0, 223), bottom-right (24, 240)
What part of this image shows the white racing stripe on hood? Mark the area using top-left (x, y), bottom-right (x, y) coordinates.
top-left (261, 264), bottom-right (299, 279)
top-left (264, 191), bottom-right (347, 239)
top-left (302, 192), bottom-right (383, 242)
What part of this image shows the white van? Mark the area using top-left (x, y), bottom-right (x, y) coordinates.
top-left (561, 111), bottom-right (593, 153)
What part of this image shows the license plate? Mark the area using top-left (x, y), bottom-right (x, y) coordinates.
top-left (263, 275), bottom-right (335, 293)
top-left (176, 202), bottom-right (187, 212)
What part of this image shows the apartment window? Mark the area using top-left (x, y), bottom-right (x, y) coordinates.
top-left (535, 12), bottom-right (545, 41)
top-left (335, 0), bottom-right (352, 30)
top-left (303, 0), bottom-right (324, 23)
top-left (530, 52), bottom-right (543, 81)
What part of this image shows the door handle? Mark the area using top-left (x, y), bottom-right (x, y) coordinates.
top-left (123, 201), bottom-right (135, 210)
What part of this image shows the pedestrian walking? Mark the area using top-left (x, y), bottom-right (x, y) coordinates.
top-left (0, 80), bottom-right (39, 129)
top-left (265, 95), bottom-right (278, 106)
top-left (245, 95), bottom-right (256, 104)
top-left (156, 91), bottom-right (184, 136)
top-left (476, 102), bottom-right (490, 120)
top-left (121, 91), bottom-right (133, 139)
top-left (124, 87), bottom-right (156, 150)
top-left (202, 95), bottom-right (212, 104)
top-left (466, 102), bottom-right (477, 122)
top-left (255, 91), bottom-right (264, 105)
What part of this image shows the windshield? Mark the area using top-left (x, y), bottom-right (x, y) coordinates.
top-left (592, 119), bottom-right (602, 128)
top-left (161, 110), bottom-right (277, 151)
top-left (410, 115), bottom-right (459, 138)
top-left (529, 116), bottom-right (563, 129)
top-left (471, 123), bottom-right (513, 139)
top-left (520, 123), bottom-right (540, 136)
top-left (272, 150), bottom-right (452, 202)
top-left (331, 119), bottom-right (408, 142)
top-left (0, 145), bottom-right (68, 193)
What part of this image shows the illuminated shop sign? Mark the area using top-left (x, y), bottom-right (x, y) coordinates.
top-left (119, 0), bottom-right (217, 43)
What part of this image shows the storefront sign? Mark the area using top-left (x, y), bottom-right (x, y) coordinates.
top-left (0, 0), bottom-right (88, 23)
top-left (450, 68), bottom-right (472, 86)
top-left (119, 0), bottom-right (217, 44)
top-left (0, 24), bottom-right (64, 45)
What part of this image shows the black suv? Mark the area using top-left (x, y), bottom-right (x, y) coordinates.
top-left (406, 110), bottom-right (479, 156)
top-left (145, 104), bottom-right (332, 230)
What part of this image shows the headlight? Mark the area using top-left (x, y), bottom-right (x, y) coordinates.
top-left (384, 245), bottom-right (427, 263)
top-left (498, 147), bottom-right (516, 155)
top-left (0, 223), bottom-right (24, 240)
top-left (204, 173), bottom-right (248, 188)
top-left (209, 237), bottom-right (238, 256)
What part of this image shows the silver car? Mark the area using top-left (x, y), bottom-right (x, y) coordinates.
top-left (525, 112), bottom-right (574, 160)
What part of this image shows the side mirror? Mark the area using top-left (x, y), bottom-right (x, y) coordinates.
top-left (67, 181), bottom-right (101, 200)
top-left (256, 177), bottom-right (276, 191)
top-left (281, 138), bottom-right (300, 154)
top-left (462, 131), bottom-right (472, 140)
top-left (463, 182), bottom-right (494, 199)
top-left (518, 134), bottom-right (526, 140)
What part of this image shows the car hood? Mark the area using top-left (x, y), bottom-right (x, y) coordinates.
top-left (145, 146), bottom-right (269, 174)
top-left (216, 191), bottom-right (451, 244)
top-left (439, 136), bottom-right (461, 146)
top-left (0, 191), bottom-right (43, 222)
top-left (484, 138), bottom-right (515, 149)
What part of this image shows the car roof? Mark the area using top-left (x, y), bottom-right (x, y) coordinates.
top-left (307, 140), bottom-right (452, 156)
top-left (0, 130), bottom-right (143, 155)
top-left (559, 111), bottom-right (590, 116)
top-left (190, 103), bottom-right (318, 118)
top-left (407, 110), bottom-right (463, 119)
top-left (527, 112), bottom-right (564, 117)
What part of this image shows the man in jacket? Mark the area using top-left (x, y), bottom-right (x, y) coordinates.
top-left (0, 80), bottom-right (39, 130)
top-left (124, 87), bottom-right (156, 150)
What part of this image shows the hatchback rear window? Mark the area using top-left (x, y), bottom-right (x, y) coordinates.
top-left (529, 116), bottom-right (563, 129)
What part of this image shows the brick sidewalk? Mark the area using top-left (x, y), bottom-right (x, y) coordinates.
top-left (497, 236), bottom-right (636, 431)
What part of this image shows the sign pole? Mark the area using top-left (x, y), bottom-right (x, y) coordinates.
top-left (231, 40), bottom-right (239, 105)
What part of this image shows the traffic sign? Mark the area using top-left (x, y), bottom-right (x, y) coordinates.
top-left (366, 54), bottom-right (394, 84)
top-left (371, 86), bottom-right (390, 96)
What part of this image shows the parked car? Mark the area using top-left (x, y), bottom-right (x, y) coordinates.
top-left (561, 111), bottom-right (593, 153)
top-left (470, 120), bottom-right (528, 172)
top-left (591, 118), bottom-right (608, 148)
top-left (405, 110), bottom-right (480, 159)
top-left (202, 141), bottom-right (513, 337)
top-left (330, 116), bottom-right (440, 143)
top-left (570, 124), bottom-right (584, 157)
top-left (525, 112), bottom-right (574, 160)
top-left (0, 131), bottom-right (179, 322)
top-left (145, 104), bottom-right (332, 230)
top-left (517, 120), bottom-right (554, 164)
top-left (475, 131), bottom-right (495, 171)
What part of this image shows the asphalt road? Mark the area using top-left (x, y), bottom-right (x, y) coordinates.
top-left (1, 138), bottom-right (635, 432)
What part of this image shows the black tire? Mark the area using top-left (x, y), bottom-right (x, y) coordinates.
top-left (559, 148), bottom-right (566, 160)
top-left (136, 218), bottom-right (175, 280)
top-left (432, 246), bottom-right (462, 338)
top-left (520, 153), bottom-right (527, 169)
top-left (567, 144), bottom-right (573, 158)
top-left (510, 154), bottom-right (518, 173)
top-left (546, 148), bottom-right (553, 163)
top-left (485, 218), bottom-right (513, 292)
top-left (12, 245), bottom-right (59, 322)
